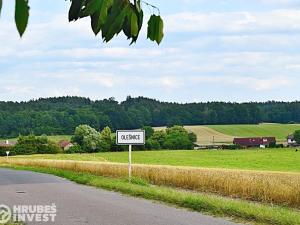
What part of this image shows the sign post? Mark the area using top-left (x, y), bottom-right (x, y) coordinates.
top-left (116, 130), bottom-right (145, 182)
top-left (128, 144), bottom-right (132, 182)
top-left (6, 151), bottom-right (10, 161)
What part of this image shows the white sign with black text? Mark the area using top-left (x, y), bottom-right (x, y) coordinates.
top-left (116, 130), bottom-right (145, 182)
top-left (116, 130), bottom-right (145, 145)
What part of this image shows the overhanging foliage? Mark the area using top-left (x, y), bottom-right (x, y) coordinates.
top-left (0, 0), bottom-right (164, 44)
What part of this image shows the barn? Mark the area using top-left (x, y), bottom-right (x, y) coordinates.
top-left (233, 137), bottom-right (276, 148)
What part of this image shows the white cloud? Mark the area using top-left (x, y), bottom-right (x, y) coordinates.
top-left (192, 75), bottom-right (293, 91)
top-left (165, 10), bottom-right (300, 34)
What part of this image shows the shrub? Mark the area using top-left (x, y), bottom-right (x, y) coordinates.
top-left (151, 130), bottom-right (166, 147)
top-left (188, 132), bottom-right (197, 143)
top-left (163, 126), bottom-right (193, 150)
top-left (71, 125), bottom-right (114, 152)
top-left (37, 142), bottom-right (61, 154)
top-left (99, 126), bottom-right (112, 152)
top-left (145, 139), bottom-right (161, 150)
top-left (142, 126), bottom-right (154, 139)
top-left (13, 135), bottom-right (61, 155)
top-left (110, 134), bottom-right (127, 152)
top-left (0, 146), bottom-right (15, 156)
top-left (71, 125), bottom-right (102, 152)
top-left (65, 144), bottom-right (83, 154)
top-left (294, 130), bottom-right (300, 144)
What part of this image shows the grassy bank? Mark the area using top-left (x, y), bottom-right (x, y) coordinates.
top-left (3, 158), bottom-right (300, 208)
top-left (2, 165), bottom-right (300, 225)
top-left (13, 149), bottom-right (300, 172)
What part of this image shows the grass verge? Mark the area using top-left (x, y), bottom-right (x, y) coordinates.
top-left (2, 165), bottom-right (300, 225)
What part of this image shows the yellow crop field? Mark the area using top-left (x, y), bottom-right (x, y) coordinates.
top-left (2, 158), bottom-right (299, 209)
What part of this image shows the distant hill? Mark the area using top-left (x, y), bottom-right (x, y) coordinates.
top-left (0, 96), bottom-right (299, 138)
top-left (156, 123), bottom-right (300, 145)
top-left (207, 123), bottom-right (300, 143)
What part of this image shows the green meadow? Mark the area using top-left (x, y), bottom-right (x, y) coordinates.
top-left (13, 148), bottom-right (300, 172)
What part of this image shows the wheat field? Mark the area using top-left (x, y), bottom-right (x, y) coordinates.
top-left (2, 158), bottom-right (300, 209)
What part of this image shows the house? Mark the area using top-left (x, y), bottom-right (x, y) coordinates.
top-left (287, 134), bottom-right (298, 146)
top-left (58, 140), bottom-right (73, 151)
top-left (0, 140), bottom-right (17, 148)
top-left (233, 137), bottom-right (276, 148)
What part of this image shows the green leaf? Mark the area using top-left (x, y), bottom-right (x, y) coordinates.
top-left (122, 16), bottom-right (131, 39)
top-left (137, 9), bottom-right (143, 31)
top-left (156, 15), bottom-right (164, 44)
top-left (15, 0), bottom-right (30, 37)
top-left (81, 0), bottom-right (101, 18)
top-left (98, 0), bottom-right (113, 26)
top-left (101, 0), bottom-right (124, 40)
top-left (69, 0), bottom-right (83, 22)
top-left (90, 11), bottom-right (101, 35)
top-left (104, 4), bottom-right (129, 42)
top-left (147, 15), bottom-right (164, 45)
top-left (129, 9), bottom-right (143, 44)
top-left (130, 10), bottom-right (138, 37)
top-left (147, 15), bottom-right (156, 41)
top-left (89, 0), bottom-right (113, 35)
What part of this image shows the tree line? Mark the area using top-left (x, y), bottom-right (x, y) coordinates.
top-left (67, 125), bottom-right (196, 154)
top-left (0, 125), bottom-right (196, 155)
top-left (0, 96), bottom-right (299, 138)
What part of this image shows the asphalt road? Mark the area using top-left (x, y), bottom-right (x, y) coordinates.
top-left (0, 168), bottom-right (240, 225)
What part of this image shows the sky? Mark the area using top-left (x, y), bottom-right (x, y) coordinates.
top-left (0, 0), bottom-right (300, 103)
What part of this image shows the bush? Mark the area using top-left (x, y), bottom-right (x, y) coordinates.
top-left (71, 125), bottom-right (113, 152)
top-left (65, 144), bottom-right (83, 154)
top-left (188, 132), bottom-right (197, 143)
top-left (163, 126), bottom-right (194, 150)
top-left (142, 126), bottom-right (154, 139)
top-left (0, 146), bottom-right (15, 156)
top-left (143, 126), bottom-right (195, 150)
top-left (145, 139), bottom-right (161, 150)
top-left (99, 126), bottom-right (112, 152)
top-left (13, 135), bottom-right (61, 155)
top-left (37, 142), bottom-right (61, 154)
top-left (150, 130), bottom-right (166, 147)
top-left (110, 134), bottom-right (127, 152)
top-left (294, 130), bottom-right (300, 144)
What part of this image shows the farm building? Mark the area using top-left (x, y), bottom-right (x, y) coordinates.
top-left (233, 137), bottom-right (276, 148)
top-left (287, 134), bottom-right (298, 146)
top-left (58, 140), bottom-right (73, 151)
top-left (0, 140), bottom-right (16, 148)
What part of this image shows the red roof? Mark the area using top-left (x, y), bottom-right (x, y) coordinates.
top-left (58, 140), bottom-right (71, 148)
top-left (233, 137), bottom-right (276, 147)
top-left (0, 140), bottom-right (17, 147)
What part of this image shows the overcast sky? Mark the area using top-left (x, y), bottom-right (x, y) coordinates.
top-left (0, 0), bottom-right (300, 103)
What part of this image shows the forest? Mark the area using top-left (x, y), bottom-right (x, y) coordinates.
top-left (0, 96), bottom-right (299, 138)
